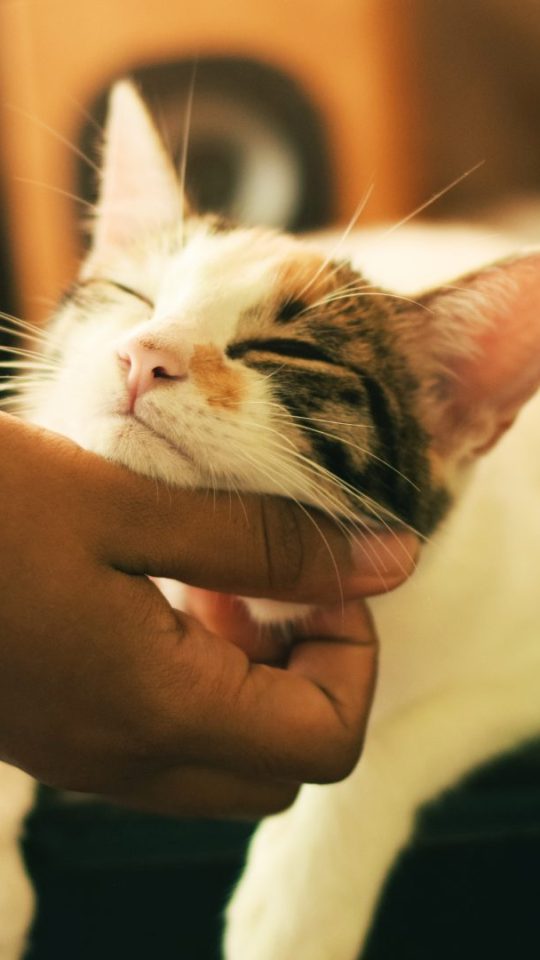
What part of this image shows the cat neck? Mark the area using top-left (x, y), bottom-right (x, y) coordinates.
top-left (370, 388), bottom-right (540, 720)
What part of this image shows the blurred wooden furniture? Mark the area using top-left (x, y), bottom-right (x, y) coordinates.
top-left (0, 0), bottom-right (418, 322)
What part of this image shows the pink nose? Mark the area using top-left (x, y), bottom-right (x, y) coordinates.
top-left (117, 336), bottom-right (189, 411)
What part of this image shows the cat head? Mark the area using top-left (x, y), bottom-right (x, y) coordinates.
top-left (30, 81), bottom-right (540, 538)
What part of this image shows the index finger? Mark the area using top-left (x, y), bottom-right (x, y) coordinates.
top-left (230, 600), bottom-right (378, 782)
top-left (91, 457), bottom-right (418, 603)
top-left (160, 599), bottom-right (378, 784)
top-left (12, 416), bottom-right (417, 604)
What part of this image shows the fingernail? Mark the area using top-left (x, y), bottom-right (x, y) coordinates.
top-left (350, 531), bottom-right (420, 580)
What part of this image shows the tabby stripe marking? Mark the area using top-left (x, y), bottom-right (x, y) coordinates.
top-left (227, 338), bottom-right (340, 366)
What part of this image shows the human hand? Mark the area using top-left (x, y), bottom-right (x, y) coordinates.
top-left (0, 413), bottom-right (417, 816)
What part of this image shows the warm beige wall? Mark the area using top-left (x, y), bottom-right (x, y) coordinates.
top-left (0, 0), bottom-right (419, 323)
top-left (409, 0), bottom-right (540, 216)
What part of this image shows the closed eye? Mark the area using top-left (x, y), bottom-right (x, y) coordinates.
top-left (78, 278), bottom-right (154, 308)
top-left (226, 337), bottom-right (339, 365)
top-left (276, 298), bottom-right (307, 323)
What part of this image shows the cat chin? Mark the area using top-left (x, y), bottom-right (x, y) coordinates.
top-left (243, 598), bottom-right (313, 625)
top-left (86, 414), bottom-right (202, 487)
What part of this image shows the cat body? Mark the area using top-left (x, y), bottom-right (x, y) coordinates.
top-left (1, 82), bottom-right (540, 959)
top-left (226, 391), bottom-right (540, 959)
top-left (225, 226), bottom-right (540, 958)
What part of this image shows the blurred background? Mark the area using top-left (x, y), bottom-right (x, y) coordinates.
top-left (3, 0), bottom-right (540, 323)
top-left (1, 1), bottom-right (540, 957)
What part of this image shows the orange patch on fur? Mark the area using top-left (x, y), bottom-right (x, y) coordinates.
top-left (190, 343), bottom-right (243, 410)
top-left (428, 447), bottom-right (448, 484)
top-left (276, 255), bottom-right (345, 305)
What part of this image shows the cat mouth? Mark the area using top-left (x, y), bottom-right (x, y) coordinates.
top-left (119, 412), bottom-right (194, 464)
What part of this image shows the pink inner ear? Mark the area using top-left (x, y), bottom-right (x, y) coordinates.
top-left (462, 258), bottom-right (540, 406)
top-left (420, 252), bottom-right (540, 462)
top-left (91, 81), bottom-right (182, 260)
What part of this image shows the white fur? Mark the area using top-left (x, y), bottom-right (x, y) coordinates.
top-left (0, 765), bottom-right (35, 960)
top-left (224, 226), bottom-right (540, 958)
top-left (225, 386), bottom-right (540, 959)
top-left (33, 226), bottom-right (304, 485)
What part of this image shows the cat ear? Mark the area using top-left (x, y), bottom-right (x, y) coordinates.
top-left (89, 81), bottom-right (185, 261)
top-left (403, 252), bottom-right (540, 465)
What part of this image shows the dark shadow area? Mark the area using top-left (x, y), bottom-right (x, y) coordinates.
top-left (24, 741), bottom-right (540, 959)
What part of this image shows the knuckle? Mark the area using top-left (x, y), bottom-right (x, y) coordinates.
top-left (121, 632), bottom-right (195, 762)
top-left (124, 695), bottom-right (180, 765)
top-left (112, 693), bottom-right (167, 765)
top-left (315, 735), bottom-right (364, 784)
top-left (258, 497), bottom-right (304, 595)
top-left (261, 782), bottom-right (300, 814)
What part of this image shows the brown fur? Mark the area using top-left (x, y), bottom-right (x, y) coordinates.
top-left (191, 343), bottom-right (244, 410)
top-left (229, 258), bottom-right (451, 534)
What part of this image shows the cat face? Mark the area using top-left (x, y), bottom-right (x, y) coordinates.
top-left (28, 82), bottom-right (540, 538)
top-left (35, 219), bottom-right (434, 531)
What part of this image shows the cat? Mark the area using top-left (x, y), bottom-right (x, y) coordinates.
top-left (2, 80), bottom-right (540, 960)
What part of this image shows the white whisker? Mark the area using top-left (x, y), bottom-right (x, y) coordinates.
top-left (0, 360), bottom-right (56, 372)
top-left (0, 342), bottom-right (56, 363)
top-left (231, 423), bottom-right (416, 581)
top-left (66, 93), bottom-right (104, 138)
top-left (230, 444), bottom-right (346, 611)
top-left (179, 60), bottom-right (198, 246)
top-left (297, 182), bottom-right (375, 301)
top-left (373, 160), bottom-right (485, 246)
top-left (300, 287), bottom-right (433, 317)
top-left (14, 177), bottom-right (93, 209)
top-left (0, 312), bottom-right (52, 342)
top-left (282, 416), bottom-right (420, 491)
top-left (7, 104), bottom-right (100, 174)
